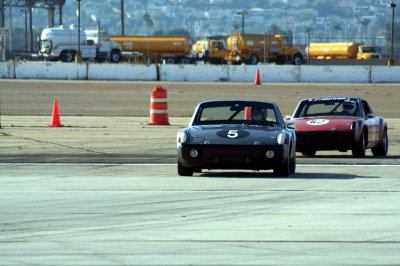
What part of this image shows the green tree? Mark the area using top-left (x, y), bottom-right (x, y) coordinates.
top-left (360, 18), bottom-right (371, 43)
top-left (232, 22), bottom-right (240, 32)
top-left (167, 28), bottom-right (191, 38)
top-left (332, 24), bottom-right (343, 41)
top-left (269, 24), bottom-right (282, 34)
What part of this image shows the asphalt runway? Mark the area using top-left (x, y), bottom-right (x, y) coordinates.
top-left (1, 163), bottom-right (399, 265)
top-left (1, 80), bottom-right (400, 264)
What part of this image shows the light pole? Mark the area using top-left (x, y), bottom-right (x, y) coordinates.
top-left (21, 9), bottom-right (28, 53)
top-left (75, 0), bottom-right (82, 63)
top-left (121, 0), bottom-right (125, 35)
top-left (236, 11), bottom-right (247, 34)
top-left (388, 1), bottom-right (396, 66)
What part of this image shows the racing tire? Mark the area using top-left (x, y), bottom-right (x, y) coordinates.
top-left (273, 158), bottom-right (290, 177)
top-left (371, 129), bottom-right (388, 157)
top-left (289, 156), bottom-right (296, 174)
top-left (352, 131), bottom-right (366, 158)
top-left (178, 162), bottom-right (194, 176)
top-left (301, 150), bottom-right (316, 157)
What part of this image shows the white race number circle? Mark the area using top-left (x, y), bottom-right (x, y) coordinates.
top-left (306, 119), bottom-right (329, 126)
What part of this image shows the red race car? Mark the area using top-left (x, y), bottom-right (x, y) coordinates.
top-left (286, 97), bottom-right (388, 157)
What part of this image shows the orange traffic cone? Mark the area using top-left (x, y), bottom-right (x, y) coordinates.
top-left (244, 107), bottom-right (252, 120)
top-left (254, 69), bottom-right (261, 85)
top-left (49, 99), bottom-right (62, 127)
top-left (148, 86), bottom-right (170, 125)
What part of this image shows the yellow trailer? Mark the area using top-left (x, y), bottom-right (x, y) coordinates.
top-left (306, 42), bottom-right (381, 60)
top-left (111, 35), bottom-right (192, 64)
top-left (224, 33), bottom-right (304, 65)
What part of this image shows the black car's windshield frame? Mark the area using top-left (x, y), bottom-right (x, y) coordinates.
top-left (192, 101), bottom-right (283, 127)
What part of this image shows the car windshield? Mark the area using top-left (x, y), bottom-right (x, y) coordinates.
top-left (293, 98), bottom-right (360, 118)
top-left (360, 46), bottom-right (380, 53)
top-left (193, 101), bottom-right (281, 127)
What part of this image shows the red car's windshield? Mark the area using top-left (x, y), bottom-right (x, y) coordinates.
top-left (293, 98), bottom-right (361, 118)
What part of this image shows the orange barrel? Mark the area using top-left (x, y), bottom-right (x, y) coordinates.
top-left (148, 86), bottom-right (170, 125)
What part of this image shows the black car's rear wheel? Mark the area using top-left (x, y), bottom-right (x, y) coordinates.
top-left (178, 162), bottom-right (194, 176)
top-left (371, 129), bottom-right (388, 156)
top-left (273, 158), bottom-right (290, 177)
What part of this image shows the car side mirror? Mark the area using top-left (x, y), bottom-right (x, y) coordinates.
top-left (284, 115), bottom-right (291, 120)
top-left (287, 123), bottom-right (296, 130)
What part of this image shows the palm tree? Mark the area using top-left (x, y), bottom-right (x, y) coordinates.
top-left (332, 24), bottom-right (342, 41)
top-left (143, 12), bottom-right (154, 32)
top-left (360, 18), bottom-right (371, 44)
top-left (304, 26), bottom-right (313, 40)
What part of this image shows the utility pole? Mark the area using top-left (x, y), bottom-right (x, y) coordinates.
top-left (388, 1), bottom-right (396, 66)
top-left (121, 0), bottom-right (125, 35)
top-left (236, 11), bottom-right (247, 34)
top-left (75, 0), bottom-right (82, 63)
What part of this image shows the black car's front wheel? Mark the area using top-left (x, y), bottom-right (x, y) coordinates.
top-left (178, 162), bottom-right (194, 176)
top-left (273, 158), bottom-right (290, 177)
top-left (289, 156), bottom-right (296, 174)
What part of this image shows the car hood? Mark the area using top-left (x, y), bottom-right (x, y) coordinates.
top-left (187, 125), bottom-right (280, 145)
top-left (287, 116), bottom-right (357, 132)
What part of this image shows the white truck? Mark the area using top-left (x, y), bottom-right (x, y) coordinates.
top-left (39, 25), bottom-right (122, 63)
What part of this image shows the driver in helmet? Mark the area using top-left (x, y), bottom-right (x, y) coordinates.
top-left (251, 108), bottom-right (266, 121)
top-left (342, 102), bottom-right (358, 116)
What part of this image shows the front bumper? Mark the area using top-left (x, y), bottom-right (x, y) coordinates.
top-left (295, 130), bottom-right (355, 152)
top-left (178, 144), bottom-right (287, 170)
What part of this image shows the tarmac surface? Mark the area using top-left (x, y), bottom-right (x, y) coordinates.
top-left (1, 80), bottom-right (400, 265)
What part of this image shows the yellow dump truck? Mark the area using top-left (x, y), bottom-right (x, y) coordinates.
top-left (110, 35), bottom-right (193, 64)
top-left (306, 42), bottom-right (381, 60)
top-left (224, 33), bottom-right (304, 65)
top-left (192, 37), bottom-right (227, 64)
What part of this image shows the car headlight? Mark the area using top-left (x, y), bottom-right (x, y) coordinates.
top-left (276, 132), bottom-right (285, 145)
top-left (177, 131), bottom-right (187, 145)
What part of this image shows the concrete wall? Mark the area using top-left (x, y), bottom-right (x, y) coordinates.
top-left (159, 64), bottom-right (230, 82)
top-left (371, 66), bottom-right (400, 83)
top-left (300, 65), bottom-right (371, 83)
top-left (15, 61), bottom-right (87, 80)
top-left (0, 61), bottom-right (14, 79)
top-left (88, 63), bottom-right (157, 81)
top-left (1, 61), bottom-right (400, 83)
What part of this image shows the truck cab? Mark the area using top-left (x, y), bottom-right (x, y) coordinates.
top-left (357, 45), bottom-right (381, 59)
top-left (192, 38), bottom-right (227, 64)
top-left (39, 25), bottom-right (121, 63)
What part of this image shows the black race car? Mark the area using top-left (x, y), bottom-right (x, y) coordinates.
top-left (177, 100), bottom-right (297, 177)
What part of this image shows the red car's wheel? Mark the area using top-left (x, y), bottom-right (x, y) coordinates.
top-left (372, 129), bottom-right (388, 156)
top-left (352, 131), bottom-right (366, 158)
top-left (301, 150), bottom-right (316, 157)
